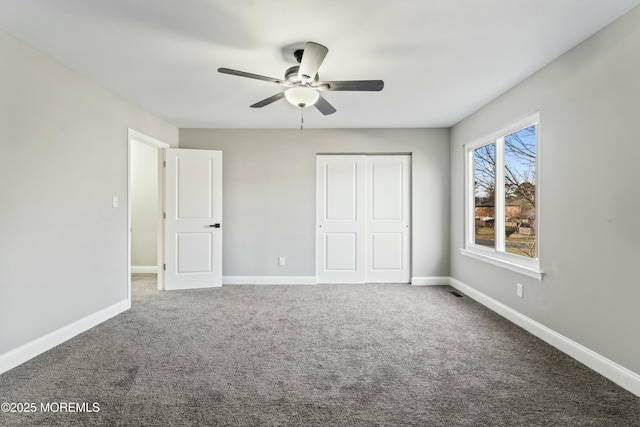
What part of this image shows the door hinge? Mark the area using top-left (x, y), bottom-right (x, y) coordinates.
top-left (163, 212), bottom-right (166, 219)
top-left (163, 160), bottom-right (166, 167)
top-left (163, 264), bottom-right (166, 271)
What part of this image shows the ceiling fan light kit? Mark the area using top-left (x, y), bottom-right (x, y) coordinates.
top-left (284, 86), bottom-right (319, 108)
top-left (218, 41), bottom-right (384, 118)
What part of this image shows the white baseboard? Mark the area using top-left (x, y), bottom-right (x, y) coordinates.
top-left (411, 276), bottom-right (451, 286)
top-left (222, 276), bottom-right (318, 285)
top-left (131, 266), bottom-right (157, 274)
top-left (0, 299), bottom-right (130, 375)
top-left (449, 277), bottom-right (640, 397)
top-left (224, 276), bottom-right (449, 286)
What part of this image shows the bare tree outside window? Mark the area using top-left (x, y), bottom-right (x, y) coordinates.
top-left (504, 125), bottom-right (536, 258)
top-left (471, 125), bottom-right (537, 258)
top-left (473, 143), bottom-right (495, 248)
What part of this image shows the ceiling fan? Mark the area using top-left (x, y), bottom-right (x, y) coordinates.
top-left (218, 42), bottom-right (384, 116)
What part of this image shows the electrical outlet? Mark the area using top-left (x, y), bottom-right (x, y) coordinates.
top-left (517, 283), bottom-right (524, 298)
top-left (278, 257), bottom-right (285, 266)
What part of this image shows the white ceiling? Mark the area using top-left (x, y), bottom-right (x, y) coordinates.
top-left (1, 0), bottom-right (639, 129)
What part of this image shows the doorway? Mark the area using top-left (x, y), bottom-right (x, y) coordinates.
top-left (127, 129), bottom-right (169, 300)
top-left (316, 154), bottom-right (411, 284)
top-left (131, 141), bottom-right (158, 273)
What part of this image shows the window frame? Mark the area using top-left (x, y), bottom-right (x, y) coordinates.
top-left (460, 112), bottom-right (543, 280)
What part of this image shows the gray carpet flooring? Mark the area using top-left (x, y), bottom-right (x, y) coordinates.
top-left (1, 274), bottom-right (638, 426)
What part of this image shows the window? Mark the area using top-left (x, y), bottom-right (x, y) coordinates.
top-left (462, 113), bottom-right (541, 279)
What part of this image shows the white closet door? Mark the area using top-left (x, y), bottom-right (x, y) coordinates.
top-left (316, 155), bottom-right (366, 283)
top-left (316, 154), bottom-right (411, 284)
top-left (365, 155), bottom-right (411, 283)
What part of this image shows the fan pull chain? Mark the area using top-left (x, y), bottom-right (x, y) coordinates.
top-left (300, 107), bottom-right (304, 131)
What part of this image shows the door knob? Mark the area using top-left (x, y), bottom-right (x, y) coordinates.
top-left (208, 223), bottom-right (221, 228)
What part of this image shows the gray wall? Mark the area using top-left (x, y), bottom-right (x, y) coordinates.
top-left (0, 30), bottom-right (178, 354)
top-left (131, 141), bottom-right (158, 268)
top-left (179, 128), bottom-right (450, 280)
top-left (450, 7), bottom-right (640, 374)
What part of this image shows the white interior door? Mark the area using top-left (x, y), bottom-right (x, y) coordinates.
top-left (164, 148), bottom-right (222, 290)
top-left (316, 154), bottom-right (411, 284)
top-left (316, 155), bottom-right (366, 283)
top-left (365, 155), bottom-right (411, 283)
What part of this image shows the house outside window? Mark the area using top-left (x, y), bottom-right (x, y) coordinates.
top-left (461, 112), bottom-right (542, 279)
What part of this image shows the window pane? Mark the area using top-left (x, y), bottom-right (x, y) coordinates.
top-left (504, 125), bottom-right (537, 258)
top-left (473, 143), bottom-right (495, 248)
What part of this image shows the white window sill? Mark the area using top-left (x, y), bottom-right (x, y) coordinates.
top-left (459, 247), bottom-right (544, 280)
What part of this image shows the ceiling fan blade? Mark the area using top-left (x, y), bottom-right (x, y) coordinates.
top-left (250, 92), bottom-right (285, 108)
top-left (218, 68), bottom-right (287, 85)
top-left (314, 94), bottom-right (337, 115)
top-left (298, 42), bottom-right (328, 82)
top-left (317, 80), bottom-right (384, 91)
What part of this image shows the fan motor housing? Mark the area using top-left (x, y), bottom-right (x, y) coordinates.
top-left (285, 66), bottom-right (319, 84)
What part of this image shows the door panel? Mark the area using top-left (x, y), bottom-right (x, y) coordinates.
top-left (366, 155), bottom-right (411, 283)
top-left (325, 233), bottom-right (358, 271)
top-left (316, 155), bottom-right (365, 283)
top-left (325, 162), bottom-right (358, 220)
top-left (177, 233), bottom-right (212, 273)
top-left (177, 158), bottom-right (213, 219)
top-left (165, 148), bottom-right (222, 290)
top-left (371, 162), bottom-right (404, 220)
top-left (371, 232), bottom-right (403, 270)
